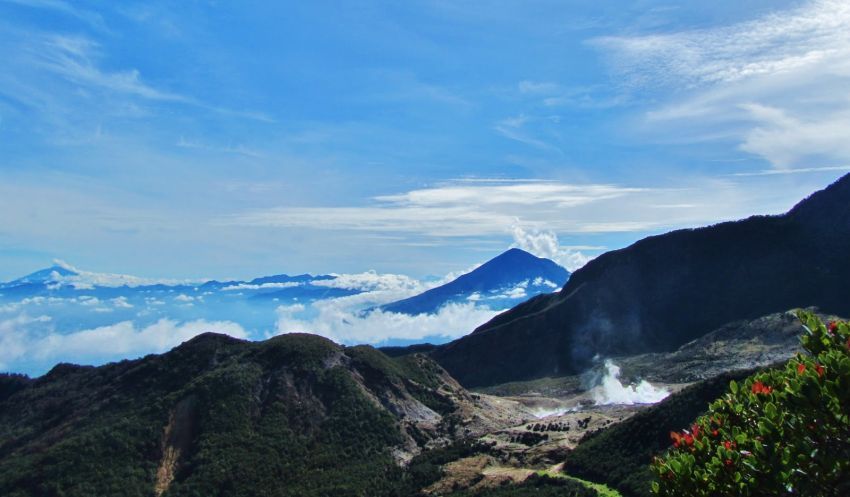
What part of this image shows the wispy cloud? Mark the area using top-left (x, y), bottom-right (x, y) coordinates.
top-left (593, 0), bottom-right (850, 89)
top-left (1, 0), bottom-right (106, 30)
top-left (593, 0), bottom-right (850, 169)
top-left (516, 80), bottom-right (628, 109)
top-left (494, 114), bottom-right (562, 152)
top-left (217, 176), bottom-right (822, 242)
top-left (176, 136), bottom-right (265, 158)
top-left (0, 25), bottom-right (273, 138)
top-left (375, 181), bottom-right (644, 208)
top-left (737, 103), bottom-right (850, 168)
top-left (219, 179), bottom-right (654, 237)
top-left (35, 34), bottom-right (187, 102)
top-left (731, 165), bottom-right (850, 177)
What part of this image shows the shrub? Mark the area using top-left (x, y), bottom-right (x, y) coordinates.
top-left (652, 311), bottom-right (850, 496)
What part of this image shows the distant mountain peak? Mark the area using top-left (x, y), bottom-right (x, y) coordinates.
top-left (379, 247), bottom-right (570, 315)
top-left (11, 264), bottom-right (78, 285)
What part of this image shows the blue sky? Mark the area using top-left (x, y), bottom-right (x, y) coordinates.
top-left (2, 0), bottom-right (850, 281)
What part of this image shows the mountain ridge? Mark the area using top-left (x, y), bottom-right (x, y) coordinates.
top-left (428, 173), bottom-right (850, 387)
top-left (0, 332), bottom-right (530, 496)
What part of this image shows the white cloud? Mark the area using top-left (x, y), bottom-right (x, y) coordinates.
top-left (111, 296), bottom-right (133, 309)
top-left (273, 301), bottom-right (501, 345)
top-left (375, 181), bottom-right (643, 208)
top-left (511, 225), bottom-right (592, 271)
top-left (312, 271), bottom-right (424, 293)
top-left (78, 295), bottom-right (101, 306)
top-left (532, 277), bottom-right (559, 289)
top-left (34, 319), bottom-right (246, 362)
top-left (0, 313), bottom-right (53, 371)
top-left (500, 284), bottom-right (527, 299)
top-left (593, 0), bottom-right (850, 88)
top-left (0, 314), bottom-right (247, 373)
top-left (738, 103), bottom-right (850, 169)
top-left (731, 165), bottom-right (850, 177)
top-left (218, 179), bottom-right (653, 238)
top-left (269, 268), bottom-right (507, 344)
top-left (594, 0), bottom-right (850, 169)
top-left (219, 175), bottom-right (842, 245)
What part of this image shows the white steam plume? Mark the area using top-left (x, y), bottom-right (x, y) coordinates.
top-left (592, 360), bottom-right (669, 405)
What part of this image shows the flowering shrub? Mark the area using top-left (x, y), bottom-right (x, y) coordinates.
top-left (651, 311), bottom-right (850, 496)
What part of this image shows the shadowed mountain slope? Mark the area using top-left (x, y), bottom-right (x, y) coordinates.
top-left (430, 174), bottom-right (850, 387)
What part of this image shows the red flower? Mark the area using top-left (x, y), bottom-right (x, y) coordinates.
top-left (691, 424), bottom-right (701, 439)
top-left (797, 363), bottom-right (806, 375)
top-left (815, 364), bottom-right (825, 377)
top-left (828, 321), bottom-right (838, 334)
top-left (683, 434), bottom-right (695, 447)
top-left (670, 431), bottom-right (682, 448)
top-left (724, 440), bottom-right (733, 450)
top-left (712, 429), bottom-right (719, 437)
top-left (751, 380), bottom-right (773, 395)
top-left (724, 459), bottom-right (734, 468)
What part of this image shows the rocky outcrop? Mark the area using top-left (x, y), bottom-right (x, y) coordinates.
top-left (154, 396), bottom-right (198, 496)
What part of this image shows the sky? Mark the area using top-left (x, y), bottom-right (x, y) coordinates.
top-left (2, 0), bottom-right (850, 281)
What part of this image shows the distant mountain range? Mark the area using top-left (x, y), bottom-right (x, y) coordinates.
top-left (0, 248), bottom-right (567, 317)
top-left (427, 173), bottom-right (850, 387)
top-left (0, 263), bottom-right (342, 297)
top-left (0, 249), bottom-right (570, 376)
top-left (380, 248), bottom-right (569, 315)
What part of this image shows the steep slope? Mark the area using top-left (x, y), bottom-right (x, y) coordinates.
top-left (381, 248), bottom-right (569, 315)
top-left (0, 334), bottom-right (530, 497)
top-left (431, 173), bottom-right (850, 387)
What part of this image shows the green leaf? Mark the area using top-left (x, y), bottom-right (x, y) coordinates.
top-left (670, 460), bottom-right (682, 473)
top-left (764, 402), bottom-right (777, 419)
